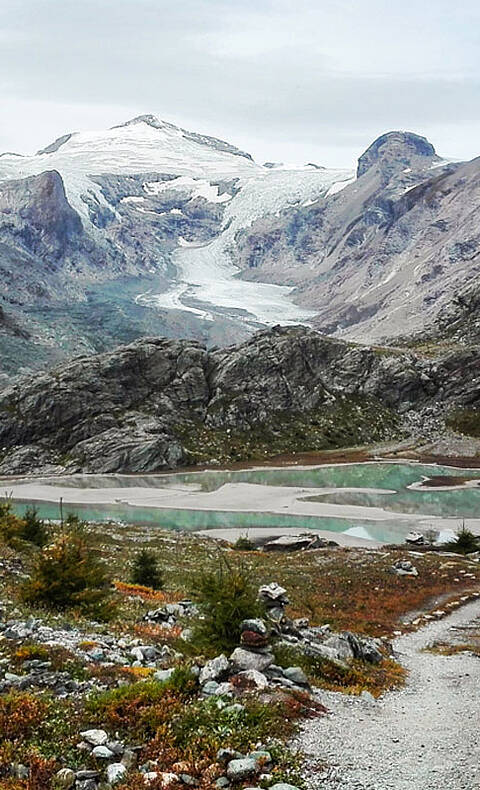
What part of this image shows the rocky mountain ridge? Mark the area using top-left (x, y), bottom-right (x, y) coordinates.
top-left (0, 325), bottom-right (478, 475)
top-left (1, 118), bottom-right (480, 377)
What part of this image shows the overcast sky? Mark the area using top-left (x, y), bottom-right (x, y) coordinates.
top-left (1, 0), bottom-right (480, 167)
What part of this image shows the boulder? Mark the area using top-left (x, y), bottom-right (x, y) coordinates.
top-left (405, 531), bottom-right (425, 545)
top-left (106, 763), bottom-right (127, 785)
top-left (263, 534), bottom-right (336, 552)
top-left (258, 583), bottom-right (289, 608)
top-left (54, 769), bottom-right (76, 788)
top-left (226, 758), bottom-right (257, 781)
top-left (199, 654), bottom-right (230, 684)
top-left (217, 748), bottom-right (243, 764)
top-left (240, 630), bottom-right (269, 649)
top-left (233, 669), bottom-right (269, 690)
top-left (391, 560), bottom-right (418, 576)
top-left (154, 668), bottom-right (175, 683)
top-left (80, 729), bottom-right (108, 747)
top-left (230, 648), bottom-right (274, 673)
top-left (282, 666), bottom-right (309, 687)
top-left (92, 745), bottom-right (115, 759)
top-left (240, 618), bottom-right (268, 635)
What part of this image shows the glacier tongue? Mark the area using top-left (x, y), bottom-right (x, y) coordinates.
top-left (139, 166), bottom-right (354, 325)
top-left (0, 114), bottom-right (354, 329)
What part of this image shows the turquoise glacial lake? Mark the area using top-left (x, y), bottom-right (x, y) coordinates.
top-left (5, 462), bottom-right (480, 544)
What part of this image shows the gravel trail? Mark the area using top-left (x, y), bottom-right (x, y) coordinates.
top-left (297, 598), bottom-right (480, 790)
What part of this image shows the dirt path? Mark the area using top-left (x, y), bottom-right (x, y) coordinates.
top-left (297, 598), bottom-right (480, 789)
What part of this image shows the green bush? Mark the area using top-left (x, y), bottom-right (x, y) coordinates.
top-left (190, 555), bottom-right (262, 654)
top-left (18, 506), bottom-right (49, 547)
top-left (443, 525), bottom-right (480, 555)
top-left (0, 500), bottom-right (23, 544)
top-left (233, 535), bottom-right (256, 551)
top-left (21, 522), bottom-right (115, 620)
top-left (131, 548), bottom-right (164, 589)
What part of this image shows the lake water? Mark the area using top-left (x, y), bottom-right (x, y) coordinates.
top-left (4, 462), bottom-right (480, 544)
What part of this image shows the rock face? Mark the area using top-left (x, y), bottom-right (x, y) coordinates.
top-left (0, 324), bottom-right (479, 474)
top-left (234, 137), bottom-right (480, 344)
top-left (2, 117), bottom-right (479, 376)
top-left (356, 131), bottom-right (437, 179)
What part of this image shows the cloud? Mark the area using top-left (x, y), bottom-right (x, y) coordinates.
top-left (1, 0), bottom-right (479, 166)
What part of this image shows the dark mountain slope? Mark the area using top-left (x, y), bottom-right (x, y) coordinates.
top-left (0, 326), bottom-right (478, 475)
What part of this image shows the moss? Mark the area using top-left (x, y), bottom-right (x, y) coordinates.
top-left (446, 408), bottom-right (480, 437)
top-left (177, 396), bottom-right (401, 466)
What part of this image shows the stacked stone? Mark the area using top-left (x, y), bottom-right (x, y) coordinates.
top-left (258, 583), bottom-right (290, 622)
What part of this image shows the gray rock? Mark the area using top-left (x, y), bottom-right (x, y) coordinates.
top-left (229, 648), bottom-right (274, 673)
top-left (54, 768), bottom-right (76, 788)
top-left (282, 666), bottom-right (309, 687)
top-left (234, 669), bottom-right (269, 689)
top-left (154, 668), bottom-right (175, 683)
top-left (226, 758), bottom-right (257, 781)
top-left (201, 680), bottom-right (220, 696)
top-left (80, 729), bottom-right (109, 747)
top-left (240, 619), bottom-right (268, 636)
top-left (92, 745), bottom-right (115, 759)
top-left (249, 750), bottom-right (272, 765)
top-left (217, 748), bottom-right (243, 764)
top-left (107, 763), bottom-right (127, 785)
top-left (392, 560), bottom-right (418, 577)
top-left (199, 654), bottom-right (230, 684)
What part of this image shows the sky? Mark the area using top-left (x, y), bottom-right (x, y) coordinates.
top-left (1, 0), bottom-right (480, 168)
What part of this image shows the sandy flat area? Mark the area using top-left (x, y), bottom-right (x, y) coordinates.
top-left (3, 475), bottom-right (479, 544)
top-left (3, 481), bottom-right (419, 521)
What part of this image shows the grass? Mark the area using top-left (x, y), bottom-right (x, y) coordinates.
top-left (424, 627), bottom-right (480, 657)
top-left (176, 396), bottom-right (401, 466)
top-left (1, 510), bottom-right (480, 788)
top-left (274, 644), bottom-right (406, 698)
top-left (446, 408), bottom-right (480, 438)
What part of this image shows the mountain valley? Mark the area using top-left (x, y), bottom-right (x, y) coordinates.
top-left (2, 117), bottom-right (479, 380)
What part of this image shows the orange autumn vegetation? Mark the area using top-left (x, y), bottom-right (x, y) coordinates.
top-left (0, 692), bottom-right (47, 741)
top-left (0, 754), bottom-right (57, 790)
top-left (133, 623), bottom-right (183, 643)
top-left (113, 581), bottom-right (183, 602)
top-left (260, 549), bottom-right (480, 636)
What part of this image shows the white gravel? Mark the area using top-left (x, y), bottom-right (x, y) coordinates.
top-left (297, 598), bottom-right (480, 789)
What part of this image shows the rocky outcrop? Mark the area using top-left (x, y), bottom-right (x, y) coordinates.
top-left (0, 325), bottom-right (478, 475)
top-left (2, 118), bottom-right (480, 372)
top-left (235, 139), bottom-right (480, 344)
top-left (356, 131), bottom-right (437, 179)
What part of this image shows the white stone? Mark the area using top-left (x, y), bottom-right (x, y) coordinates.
top-left (80, 729), bottom-right (108, 746)
top-left (107, 763), bottom-right (127, 785)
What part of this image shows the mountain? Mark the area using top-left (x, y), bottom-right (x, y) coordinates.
top-left (233, 131), bottom-right (480, 342)
top-left (0, 114), bottom-right (353, 377)
top-left (0, 324), bottom-right (478, 475)
top-left (1, 117), bottom-right (480, 380)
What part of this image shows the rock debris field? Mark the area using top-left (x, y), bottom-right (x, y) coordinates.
top-left (297, 598), bottom-right (480, 789)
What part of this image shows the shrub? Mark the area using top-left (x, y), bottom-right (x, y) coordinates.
top-left (130, 549), bottom-right (164, 590)
top-left (0, 501), bottom-right (23, 545)
top-left (190, 555), bottom-right (262, 654)
top-left (21, 527), bottom-right (114, 620)
top-left (0, 692), bottom-right (47, 742)
top-left (86, 671), bottom-right (196, 737)
top-left (233, 535), bottom-right (256, 551)
top-left (18, 507), bottom-right (49, 547)
top-left (443, 525), bottom-right (480, 555)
